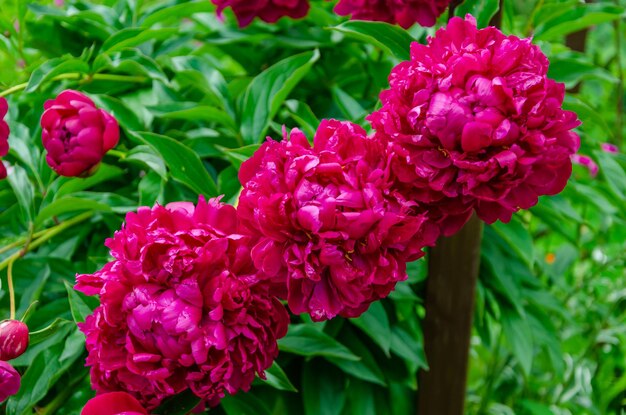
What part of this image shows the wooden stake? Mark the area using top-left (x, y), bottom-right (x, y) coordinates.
top-left (417, 215), bottom-right (483, 415)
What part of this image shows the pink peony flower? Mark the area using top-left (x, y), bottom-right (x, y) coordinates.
top-left (81, 392), bottom-right (148, 415)
top-left (238, 120), bottom-right (438, 321)
top-left (601, 142), bottom-right (619, 154)
top-left (41, 90), bottom-right (119, 177)
top-left (0, 97), bottom-right (9, 180)
top-left (211, 0), bottom-right (310, 28)
top-left (334, 0), bottom-right (450, 28)
top-left (75, 197), bottom-right (288, 409)
top-left (0, 320), bottom-right (29, 361)
top-left (571, 154), bottom-right (598, 177)
top-left (0, 361), bottom-right (20, 402)
top-left (368, 15), bottom-right (581, 233)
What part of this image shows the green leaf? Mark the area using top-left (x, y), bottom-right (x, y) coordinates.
top-left (221, 392), bottom-right (272, 415)
top-left (501, 307), bottom-right (534, 376)
top-left (64, 282), bottom-right (97, 324)
top-left (278, 324), bottom-right (360, 361)
top-left (6, 328), bottom-right (84, 415)
top-left (303, 360), bottom-right (346, 415)
top-left (55, 164), bottom-right (125, 199)
top-left (261, 361), bottom-right (298, 392)
top-left (35, 197), bottom-right (111, 227)
top-left (149, 103), bottom-right (236, 130)
top-left (133, 131), bottom-right (218, 197)
top-left (92, 94), bottom-right (145, 131)
top-left (25, 56), bottom-right (89, 93)
top-left (102, 27), bottom-right (179, 52)
top-left (534, 4), bottom-right (625, 41)
top-left (241, 50), bottom-right (319, 143)
top-left (350, 302), bottom-right (391, 356)
top-left (28, 318), bottom-right (73, 346)
top-left (332, 21), bottom-right (414, 61)
top-left (141, 1), bottom-right (215, 27)
top-left (6, 164), bottom-right (35, 224)
top-left (332, 87), bottom-right (367, 121)
top-left (491, 216), bottom-right (535, 267)
top-left (216, 144), bottom-right (261, 169)
top-left (153, 390), bottom-right (201, 415)
top-left (455, 0), bottom-right (500, 27)
top-left (327, 328), bottom-right (387, 386)
top-left (595, 151), bottom-right (626, 200)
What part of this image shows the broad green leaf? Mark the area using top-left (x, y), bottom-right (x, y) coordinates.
top-left (278, 324), bottom-right (360, 361)
top-left (64, 281), bottom-right (97, 324)
top-left (303, 360), bottom-right (346, 415)
top-left (35, 197), bottom-right (111, 227)
top-left (350, 302), bottom-right (391, 356)
top-left (241, 50), bottom-right (319, 143)
top-left (534, 4), bottom-right (624, 41)
top-left (595, 151), bottom-right (626, 200)
top-left (102, 27), bottom-right (179, 52)
top-left (55, 164), bottom-right (125, 199)
top-left (153, 390), bottom-right (201, 415)
top-left (149, 103), bottom-right (236, 130)
top-left (260, 361), bottom-right (298, 392)
top-left (6, 329), bottom-right (83, 415)
top-left (134, 131), bottom-right (218, 197)
top-left (456, 0), bottom-right (500, 27)
top-left (332, 21), bottom-right (414, 61)
top-left (28, 319), bottom-right (74, 346)
top-left (327, 329), bottom-right (387, 386)
top-left (491, 216), bottom-right (535, 267)
top-left (332, 87), bottom-right (367, 121)
top-left (141, 1), bottom-right (215, 27)
top-left (217, 144), bottom-right (261, 169)
top-left (501, 307), bottom-right (534, 376)
top-left (25, 57), bottom-right (89, 93)
top-left (7, 164), bottom-right (35, 224)
top-left (92, 94), bottom-right (145, 131)
top-left (221, 392), bottom-right (272, 415)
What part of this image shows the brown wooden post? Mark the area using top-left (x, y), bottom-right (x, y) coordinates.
top-left (417, 215), bottom-right (483, 415)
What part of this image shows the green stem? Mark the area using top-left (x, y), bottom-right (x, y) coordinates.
top-left (0, 72), bottom-right (147, 98)
top-left (7, 258), bottom-right (15, 320)
top-left (106, 149), bottom-right (128, 160)
top-left (0, 212), bottom-right (92, 272)
top-left (0, 229), bottom-right (47, 256)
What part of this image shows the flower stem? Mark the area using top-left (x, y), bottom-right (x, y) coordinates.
top-left (0, 212), bottom-right (92, 273)
top-left (0, 72), bottom-right (148, 98)
top-left (7, 258), bottom-right (15, 320)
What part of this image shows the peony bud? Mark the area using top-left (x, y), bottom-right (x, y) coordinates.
top-left (334, 0), bottom-right (451, 28)
top-left (40, 90), bottom-right (119, 177)
top-left (81, 392), bottom-right (148, 415)
top-left (211, 0), bottom-right (309, 27)
top-left (0, 320), bottom-right (29, 361)
top-left (0, 361), bottom-right (20, 402)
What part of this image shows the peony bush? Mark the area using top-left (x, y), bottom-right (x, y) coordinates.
top-left (0, 1), bottom-right (623, 414)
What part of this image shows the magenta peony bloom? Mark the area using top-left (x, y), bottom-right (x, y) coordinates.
top-left (334, 0), bottom-right (450, 28)
top-left (81, 392), bottom-right (148, 415)
top-left (41, 90), bottom-right (119, 177)
top-left (212, 0), bottom-right (310, 28)
top-left (238, 120), bottom-right (438, 321)
top-left (75, 197), bottom-right (288, 409)
top-left (0, 97), bottom-right (9, 180)
top-left (368, 15), bottom-right (581, 233)
top-left (0, 361), bottom-right (20, 402)
top-left (0, 320), bottom-right (29, 361)
top-left (601, 142), bottom-right (619, 154)
top-left (571, 154), bottom-right (598, 177)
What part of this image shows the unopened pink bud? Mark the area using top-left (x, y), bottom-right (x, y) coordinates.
top-left (0, 320), bottom-right (29, 361)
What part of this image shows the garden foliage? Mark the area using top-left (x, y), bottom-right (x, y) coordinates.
top-left (0, 0), bottom-right (624, 414)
